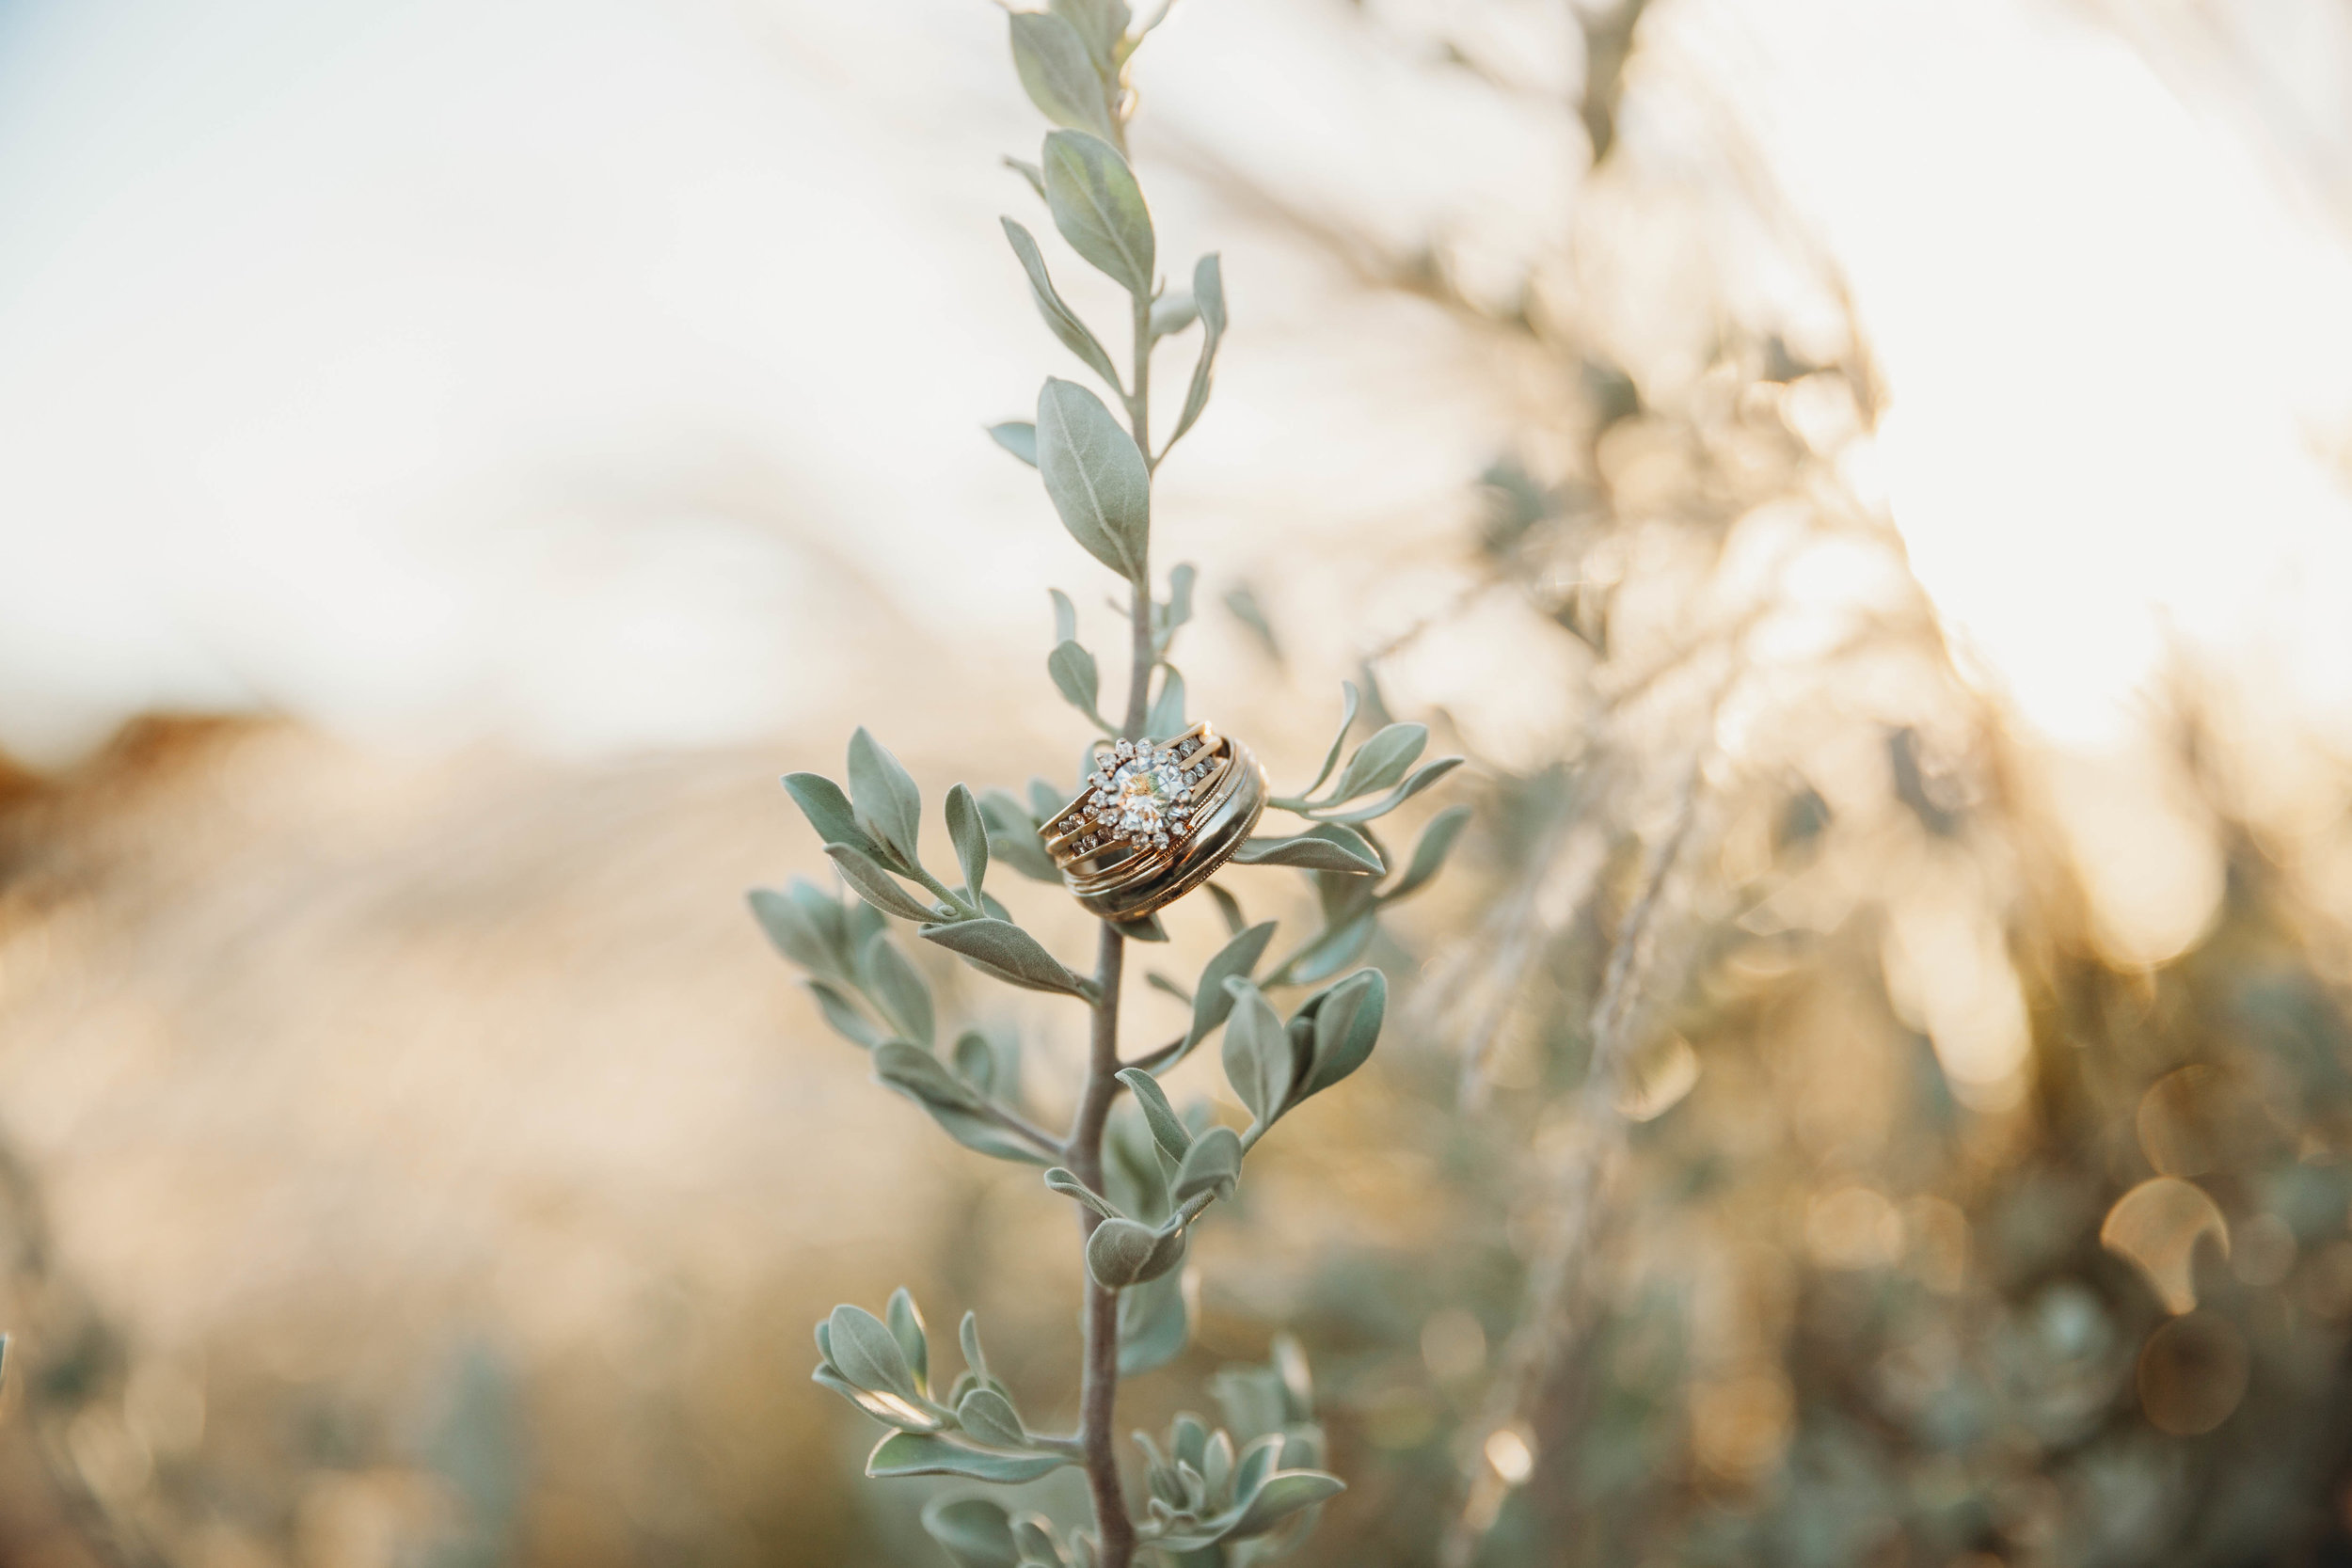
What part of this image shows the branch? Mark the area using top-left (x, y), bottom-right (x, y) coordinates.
top-left (1120, 1032), bottom-right (1186, 1074)
top-left (977, 1099), bottom-right (1066, 1161)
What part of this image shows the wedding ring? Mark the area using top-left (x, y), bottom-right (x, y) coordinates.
top-left (1041, 722), bottom-right (1267, 923)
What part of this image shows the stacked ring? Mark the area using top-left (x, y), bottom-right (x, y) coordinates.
top-left (1041, 721), bottom-right (1268, 923)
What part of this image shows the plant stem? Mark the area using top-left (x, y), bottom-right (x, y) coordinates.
top-left (1072, 921), bottom-right (1136, 1565)
top-left (1064, 278), bottom-right (1162, 1568)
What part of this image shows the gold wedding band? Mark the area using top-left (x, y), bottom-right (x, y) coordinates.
top-left (1041, 721), bottom-right (1268, 923)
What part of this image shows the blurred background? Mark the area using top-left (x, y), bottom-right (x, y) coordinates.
top-left (2, 0), bottom-right (2351, 1563)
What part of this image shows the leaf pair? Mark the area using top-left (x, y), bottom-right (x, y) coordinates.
top-left (1115, 1069), bottom-right (1240, 1211)
top-left (819, 1296), bottom-right (1073, 1485)
top-left (1133, 1402), bottom-right (1342, 1553)
top-left (751, 878), bottom-right (930, 1050)
top-left (770, 732), bottom-right (1100, 1002)
top-left (1221, 970), bottom-right (1387, 1132)
top-left (924, 1494), bottom-right (1097, 1568)
top-left (781, 729), bottom-right (987, 919)
top-left (1279, 683), bottom-right (1465, 823)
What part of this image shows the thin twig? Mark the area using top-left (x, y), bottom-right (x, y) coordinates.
top-left (977, 1098), bottom-right (1066, 1160)
top-left (1121, 1031), bottom-right (1186, 1074)
top-left (1438, 762), bottom-right (1705, 1567)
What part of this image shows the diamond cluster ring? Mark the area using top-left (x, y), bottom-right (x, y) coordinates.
top-left (1041, 721), bottom-right (1268, 923)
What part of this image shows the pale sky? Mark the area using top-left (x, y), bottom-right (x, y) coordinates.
top-left (0, 0), bottom-right (2346, 768)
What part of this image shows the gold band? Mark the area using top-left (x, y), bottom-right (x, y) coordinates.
top-left (1040, 722), bottom-right (1268, 923)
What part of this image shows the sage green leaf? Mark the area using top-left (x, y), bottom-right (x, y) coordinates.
top-left (1232, 831), bottom-right (1382, 875)
top-left (1150, 290), bottom-right (1198, 339)
top-left (1300, 968), bottom-right (1385, 1101)
top-left (988, 420), bottom-right (1039, 467)
top-left (1317, 755), bottom-right (1465, 824)
top-left (1114, 912), bottom-right (1168, 942)
top-left (1050, 587), bottom-right (1078, 643)
top-left (1103, 1107), bottom-right (1169, 1223)
top-left (1036, 377), bottom-right (1149, 581)
top-left (1281, 910), bottom-right (1377, 988)
top-left (846, 895), bottom-right (885, 953)
top-left (1041, 131), bottom-right (1154, 298)
top-left (805, 978), bottom-right (884, 1048)
top-left (960, 1311), bottom-right (991, 1384)
top-left (848, 727), bottom-right (923, 865)
top-left (1224, 582), bottom-right (1280, 663)
top-left (1172, 1125), bottom-right (1241, 1205)
top-left (951, 1030), bottom-right (999, 1098)
top-left (1027, 777), bottom-right (1067, 821)
top-left (1144, 971), bottom-right (1191, 1006)
top-left (828, 1305), bottom-right (921, 1402)
top-left (1086, 1218), bottom-right (1186, 1289)
top-left (1202, 1431), bottom-right (1234, 1500)
top-left (946, 784), bottom-right (990, 900)
top-left (1012, 1515), bottom-right (1070, 1568)
top-left (1228, 1471), bottom-right (1344, 1538)
top-left (956, 1386), bottom-right (1026, 1449)
top-left (886, 1288), bottom-right (930, 1394)
top-left (1331, 722), bottom-right (1427, 802)
top-left (1272, 1332), bottom-right (1313, 1420)
top-left (749, 887), bottom-right (836, 975)
top-left (923, 1497), bottom-right (1021, 1568)
top-left (1284, 1012), bottom-right (1315, 1092)
top-left (1051, 0), bottom-right (1128, 64)
top-left (1175, 1458), bottom-right (1212, 1514)
top-left (1168, 253), bottom-right (1226, 448)
top-left (787, 874), bottom-right (850, 946)
top-left (827, 844), bottom-right (941, 923)
top-left (868, 1432), bottom-right (1069, 1483)
top-left (1009, 11), bottom-right (1116, 141)
top-left (1146, 665), bottom-right (1185, 739)
top-left (782, 771), bottom-right (883, 859)
top-left (1220, 982), bottom-right (1295, 1127)
top-left (1003, 154), bottom-right (1047, 202)
top-left (1156, 562), bottom-right (1196, 657)
top-left (1048, 639), bottom-right (1104, 722)
top-left (1303, 683), bottom-right (1359, 797)
top-left (1136, 1431), bottom-right (1178, 1502)
top-left (921, 1103), bottom-right (1054, 1166)
top-left (1206, 881), bottom-right (1246, 937)
top-left (1385, 803), bottom-right (1471, 903)
top-left (1232, 1433), bottom-right (1282, 1509)
top-left (1119, 1268), bottom-right (1188, 1377)
top-left (814, 1364), bottom-right (943, 1431)
top-left (1171, 1415), bottom-right (1210, 1474)
top-left (1176, 921), bottom-right (1278, 1060)
top-left (1002, 218), bottom-right (1123, 390)
top-left (979, 789), bottom-right (1060, 884)
top-left (1117, 1069), bottom-right (1193, 1162)
top-left (922, 919), bottom-right (1094, 999)
top-left (1044, 1167), bottom-right (1124, 1223)
top-left (1148, 1467), bottom-right (1344, 1552)
top-left (857, 932), bottom-right (935, 1046)
top-left (875, 1042), bottom-right (982, 1114)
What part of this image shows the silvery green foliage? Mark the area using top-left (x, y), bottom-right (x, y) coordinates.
top-left (1131, 1339), bottom-right (1337, 1560)
top-left (742, 8), bottom-right (1467, 1563)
